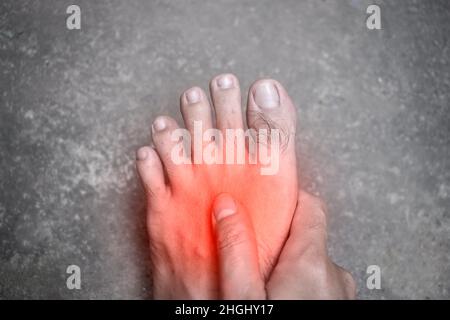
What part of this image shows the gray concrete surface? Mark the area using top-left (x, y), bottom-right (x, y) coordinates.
top-left (1, 0), bottom-right (449, 299)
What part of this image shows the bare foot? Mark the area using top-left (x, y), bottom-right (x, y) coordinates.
top-left (136, 74), bottom-right (298, 299)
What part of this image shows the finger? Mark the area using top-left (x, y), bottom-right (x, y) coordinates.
top-left (213, 193), bottom-right (265, 300)
top-left (282, 190), bottom-right (329, 260)
top-left (267, 191), bottom-right (356, 300)
top-left (336, 264), bottom-right (357, 299)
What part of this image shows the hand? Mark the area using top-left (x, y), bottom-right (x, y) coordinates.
top-left (212, 191), bottom-right (356, 299)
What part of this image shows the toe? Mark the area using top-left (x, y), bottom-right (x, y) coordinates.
top-left (151, 116), bottom-right (192, 179)
top-left (210, 73), bottom-right (244, 131)
top-left (246, 79), bottom-right (297, 151)
top-left (180, 86), bottom-right (213, 135)
top-left (136, 146), bottom-right (167, 198)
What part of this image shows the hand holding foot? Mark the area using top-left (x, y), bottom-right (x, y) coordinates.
top-left (136, 74), bottom-right (298, 298)
top-left (213, 191), bottom-right (356, 300)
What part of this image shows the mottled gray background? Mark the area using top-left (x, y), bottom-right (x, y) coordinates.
top-left (0, 0), bottom-right (449, 299)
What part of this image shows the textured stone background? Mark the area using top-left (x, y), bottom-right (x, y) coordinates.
top-left (0, 0), bottom-right (449, 299)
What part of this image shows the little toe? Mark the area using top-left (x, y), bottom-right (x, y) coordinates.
top-left (210, 73), bottom-right (244, 131)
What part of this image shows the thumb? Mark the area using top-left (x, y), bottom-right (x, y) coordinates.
top-left (213, 193), bottom-right (265, 300)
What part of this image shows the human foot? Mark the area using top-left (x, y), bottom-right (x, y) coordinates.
top-left (136, 74), bottom-right (298, 298)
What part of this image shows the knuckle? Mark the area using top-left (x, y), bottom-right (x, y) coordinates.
top-left (218, 220), bottom-right (248, 252)
top-left (308, 194), bottom-right (328, 216)
top-left (296, 191), bottom-right (328, 230)
top-left (341, 270), bottom-right (357, 298)
top-left (310, 207), bottom-right (328, 231)
top-left (296, 254), bottom-right (330, 281)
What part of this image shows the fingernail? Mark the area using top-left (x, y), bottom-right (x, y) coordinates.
top-left (214, 195), bottom-right (236, 221)
top-left (216, 75), bottom-right (233, 89)
top-left (136, 147), bottom-right (148, 160)
top-left (152, 117), bottom-right (166, 132)
top-left (254, 82), bottom-right (280, 109)
top-left (185, 88), bottom-right (201, 104)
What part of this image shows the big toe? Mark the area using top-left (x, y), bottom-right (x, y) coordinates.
top-left (246, 79), bottom-right (297, 154)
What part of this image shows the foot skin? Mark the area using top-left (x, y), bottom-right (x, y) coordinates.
top-left (136, 74), bottom-right (298, 299)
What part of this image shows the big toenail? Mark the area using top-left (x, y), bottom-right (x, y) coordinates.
top-left (216, 75), bottom-right (233, 89)
top-left (186, 89), bottom-right (201, 104)
top-left (254, 82), bottom-right (280, 109)
top-left (152, 118), bottom-right (167, 132)
top-left (136, 147), bottom-right (148, 160)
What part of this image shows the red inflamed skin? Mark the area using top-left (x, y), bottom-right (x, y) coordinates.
top-left (136, 74), bottom-right (298, 299)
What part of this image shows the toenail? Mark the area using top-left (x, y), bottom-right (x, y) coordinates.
top-left (152, 118), bottom-right (167, 132)
top-left (254, 82), bottom-right (280, 109)
top-left (185, 88), bottom-right (201, 104)
top-left (214, 195), bottom-right (236, 221)
top-left (136, 147), bottom-right (148, 160)
top-left (216, 75), bottom-right (233, 89)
